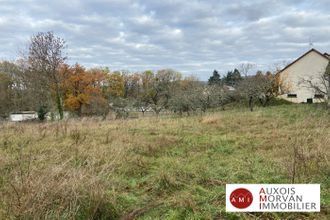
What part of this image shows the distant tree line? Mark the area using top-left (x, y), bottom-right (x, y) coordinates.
top-left (0, 32), bottom-right (285, 120)
top-left (208, 68), bottom-right (282, 111)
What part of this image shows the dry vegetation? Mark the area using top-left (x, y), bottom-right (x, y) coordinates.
top-left (0, 104), bottom-right (329, 219)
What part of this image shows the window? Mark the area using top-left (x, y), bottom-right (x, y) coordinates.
top-left (287, 94), bottom-right (297, 98)
top-left (314, 94), bottom-right (324, 99)
top-left (307, 98), bottom-right (313, 104)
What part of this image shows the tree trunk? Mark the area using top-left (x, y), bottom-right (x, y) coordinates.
top-left (264, 96), bottom-right (270, 107)
top-left (56, 91), bottom-right (63, 120)
top-left (258, 97), bottom-right (264, 106)
top-left (249, 96), bottom-right (253, 112)
top-left (77, 104), bottom-right (82, 117)
top-left (221, 104), bottom-right (225, 111)
top-left (53, 77), bottom-right (63, 120)
top-left (155, 109), bottom-right (161, 116)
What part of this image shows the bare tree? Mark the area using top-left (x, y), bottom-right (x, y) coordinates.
top-left (133, 71), bottom-right (152, 116)
top-left (0, 61), bottom-right (33, 117)
top-left (238, 63), bottom-right (256, 77)
top-left (0, 69), bottom-right (13, 117)
top-left (237, 71), bottom-right (278, 111)
top-left (300, 61), bottom-right (330, 108)
top-left (149, 69), bottom-right (181, 115)
top-left (326, 62), bottom-right (330, 109)
top-left (271, 60), bottom-right (291, 73)
top-left (169, 77), bottom-right (201, 115)
top-left (28, 31), bottom-right (67, 119)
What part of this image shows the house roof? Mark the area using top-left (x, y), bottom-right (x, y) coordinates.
top-left (277, 48), bottom-right (330, 75)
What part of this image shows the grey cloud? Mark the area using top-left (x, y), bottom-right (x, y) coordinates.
top-left (0, 0), bottom-right (330, 80)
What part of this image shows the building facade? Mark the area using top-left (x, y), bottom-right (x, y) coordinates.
top-left (9, 111), bottom-right (38, 122)
top-left (278, 49), bottom-right (329, 103)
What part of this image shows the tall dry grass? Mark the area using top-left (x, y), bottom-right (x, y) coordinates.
top-left (0, 118), bottom-right (183, 219)
top-left (0, 105), bottom-right (329, 219)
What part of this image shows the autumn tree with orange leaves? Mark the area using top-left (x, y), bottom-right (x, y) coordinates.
top-left (60, 64), bottom-right (108, 116)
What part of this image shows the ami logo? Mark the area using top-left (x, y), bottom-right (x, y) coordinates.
top-left (229, 188), bottom-right (253, 209)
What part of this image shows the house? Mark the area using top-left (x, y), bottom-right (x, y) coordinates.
top-left (278, 48), bottom-right (329, 103)
top-left (9, 111), bottom-right (38, 122)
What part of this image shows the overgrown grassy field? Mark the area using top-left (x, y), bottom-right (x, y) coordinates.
top-left (0, 104), bottom-right (329, 219)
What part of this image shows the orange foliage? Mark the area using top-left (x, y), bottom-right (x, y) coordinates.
top-left (59, 64), bottom-right (107, 115)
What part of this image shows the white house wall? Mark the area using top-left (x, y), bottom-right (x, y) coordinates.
top-left (9, 113), bottom-right (38, 122)
top-left (9, 114), bottom-right (24, 122)
top-left (279, 50), bottom-right (329, 103)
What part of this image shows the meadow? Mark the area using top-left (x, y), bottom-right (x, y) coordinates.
top-left (0, 104), bottom-right (329, 219)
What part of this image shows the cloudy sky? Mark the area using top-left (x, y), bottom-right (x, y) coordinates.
top-left (0, 0), bottom-right (330, 80)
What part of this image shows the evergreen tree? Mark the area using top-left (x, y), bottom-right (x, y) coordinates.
top-left (224, 68), bottom-right (242, 86)
top-left (37, 105), bottom-right (48, 121)
top-left (208, 70), bottom-right (221, 85)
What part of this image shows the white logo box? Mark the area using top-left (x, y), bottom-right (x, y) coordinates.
top-left (226, 184), bottom-right (320, 212)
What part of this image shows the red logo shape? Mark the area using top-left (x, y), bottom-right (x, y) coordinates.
top-left (230, 188), bottom-right (253, 209)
